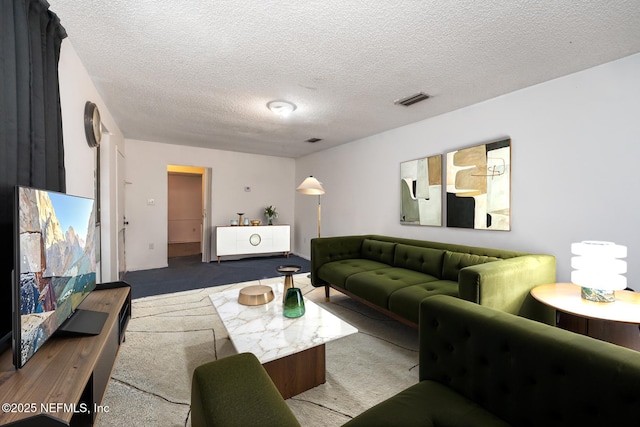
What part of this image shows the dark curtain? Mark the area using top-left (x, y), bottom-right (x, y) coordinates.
top-left (0, 0), bottom-right (67, 342)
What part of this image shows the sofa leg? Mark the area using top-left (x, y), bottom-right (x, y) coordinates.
top-left (325, 285), bottom-right (330, 301)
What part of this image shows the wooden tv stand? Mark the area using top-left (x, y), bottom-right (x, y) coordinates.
top-left (0, 282), bottom-right (131, 426)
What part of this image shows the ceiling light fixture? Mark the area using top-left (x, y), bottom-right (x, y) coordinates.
top-left (267, 100), bottom-right (296, 117)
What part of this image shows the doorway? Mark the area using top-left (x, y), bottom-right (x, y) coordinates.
top-left (95, 124), bottom-right (128, 282)
top-left (167, 165), bottom-right (211, 261)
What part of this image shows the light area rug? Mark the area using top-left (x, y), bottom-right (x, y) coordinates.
top-left (96, 274), bottom-right (419, 427)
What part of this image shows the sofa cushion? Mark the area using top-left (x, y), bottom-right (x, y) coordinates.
top-left (317, 259), bottom-right (389, 289)
top-left (442, 251), bottom-right (502, 281)
top-left (393, 244), bottom-right (445, 278)
top-left (345, 268), bottom-right (437, 309)
top-left (342, 380), bottom-right (510, 427)
top-left (388, 280), bottom-right (458, 324)
top-left (361, 239), bottom-right (396, 265)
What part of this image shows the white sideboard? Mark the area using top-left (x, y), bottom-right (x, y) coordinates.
top-left (215, 225), bottom-right (290, 263)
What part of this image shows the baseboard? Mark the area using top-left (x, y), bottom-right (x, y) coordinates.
top-left (291, 252), bottom-right (310, 261)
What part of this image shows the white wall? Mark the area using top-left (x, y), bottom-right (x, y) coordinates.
top-left (295, 53), bottom-right (640, 290)
top-left (124, 139), bottom-right (295, 270)
top-left (58, 39), bottom-right (126, 283)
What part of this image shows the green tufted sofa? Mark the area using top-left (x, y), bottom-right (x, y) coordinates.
top-left (311, 235), bottom-right (556, 325)
top-left (190, 295), bottom-right (640, 427)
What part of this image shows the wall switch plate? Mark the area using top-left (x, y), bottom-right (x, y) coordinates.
top-left (147, 198), bottom-right (155, 205)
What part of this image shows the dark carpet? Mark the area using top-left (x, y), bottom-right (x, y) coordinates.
top-left (123, 254), bottom-right (311, 299)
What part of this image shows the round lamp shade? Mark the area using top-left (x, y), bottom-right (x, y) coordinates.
top-left (296, 176), bottom-right (325, 195)
top-left (571, 241), bottom-right (627, 292)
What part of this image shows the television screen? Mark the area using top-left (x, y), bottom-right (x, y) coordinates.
top-left (13, 186), bottom-right (97, 368)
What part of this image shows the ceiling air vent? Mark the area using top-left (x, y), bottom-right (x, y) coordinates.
top-left (305, 138), bottom-right (323, 143)
top-left (394, 92), bottom-right (430, 107)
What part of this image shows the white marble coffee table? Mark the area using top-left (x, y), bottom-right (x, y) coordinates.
top-left (210, 282), bottom-right (358, 398)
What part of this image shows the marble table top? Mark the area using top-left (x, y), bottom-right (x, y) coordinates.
top-left (210, 282), bottom-right (358, 364)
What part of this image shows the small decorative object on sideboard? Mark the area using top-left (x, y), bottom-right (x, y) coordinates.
top-left (264, 205), bottom-right (278, 225)
top-left (237, 212), bottom-right (245, 226)
top-left (250, 219), bottom-right (261, 226)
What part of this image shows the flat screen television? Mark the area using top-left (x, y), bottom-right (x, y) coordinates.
top-left (12, 185), bottom-right (105, 369)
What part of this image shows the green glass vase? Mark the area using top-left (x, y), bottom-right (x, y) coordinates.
top-left (283, 288), bottom-right (305, 318)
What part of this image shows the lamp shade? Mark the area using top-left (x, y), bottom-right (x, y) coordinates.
top-left (296, 176), bottom-right (325, 195)
top-left (571, 241), bottom-right (627, 291)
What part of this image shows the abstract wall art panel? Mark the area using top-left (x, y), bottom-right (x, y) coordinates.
top-left (446, 138), bottom-right (511, 231)
top-left (400, 154), bottom-right (442, 226)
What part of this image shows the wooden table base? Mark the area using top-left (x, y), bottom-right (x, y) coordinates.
top-left (557, 312), bottom-right (640, 351)
top-left (263, 344), bottom-right (326, 399)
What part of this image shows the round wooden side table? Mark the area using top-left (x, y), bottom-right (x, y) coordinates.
top-left (531, 283), bottom-right (640, 351)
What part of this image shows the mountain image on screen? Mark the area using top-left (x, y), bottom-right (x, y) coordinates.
top-left (18, 187), bottom-right (96, 365)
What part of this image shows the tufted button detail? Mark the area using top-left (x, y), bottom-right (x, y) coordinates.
top-left (500, 382), bottom-right (510, 394)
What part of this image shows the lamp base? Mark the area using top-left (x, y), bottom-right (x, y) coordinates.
top-left (581, 287), bottom-right (615, 302)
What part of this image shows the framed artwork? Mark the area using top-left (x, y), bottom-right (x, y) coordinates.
top-left (446, 138), bottom-right (511, 231)
top-left (400, 154), bottom-right (442, 226)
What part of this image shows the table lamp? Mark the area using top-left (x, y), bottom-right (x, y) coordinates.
top-left (571, 241), bottom-right (627, 302)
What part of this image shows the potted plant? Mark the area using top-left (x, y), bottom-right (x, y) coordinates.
top-left (264, 205), bottom-right (278, 225)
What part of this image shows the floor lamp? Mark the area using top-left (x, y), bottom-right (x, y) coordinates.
top-left (296, 176), bottom-right (325, 238)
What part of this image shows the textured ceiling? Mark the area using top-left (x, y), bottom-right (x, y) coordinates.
top-left (50, 0), bottom-right (640, 158)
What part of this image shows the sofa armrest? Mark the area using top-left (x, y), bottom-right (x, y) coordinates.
top-left (191, 353), bottom-right (301, 427)
top-left (310, 236), bottom-right (366, 287)
top-left (457, 254), bottom-right (556, 323)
